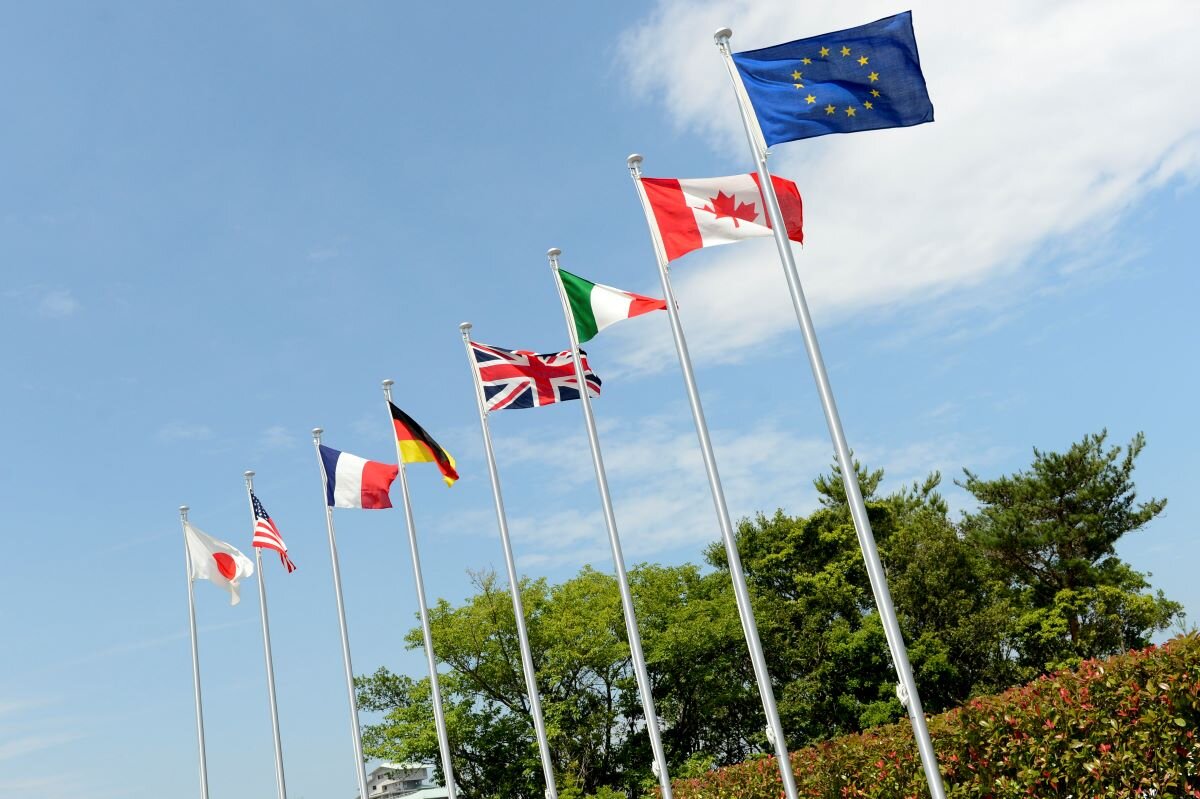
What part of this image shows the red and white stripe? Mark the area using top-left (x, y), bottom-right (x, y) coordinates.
top-left (252, 518), bottom-right (295, 573)
top-left (639, 173), bottom-right (804, 262)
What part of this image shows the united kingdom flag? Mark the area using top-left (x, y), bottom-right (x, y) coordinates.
top-left (470, 341), bottom-right (602, 412)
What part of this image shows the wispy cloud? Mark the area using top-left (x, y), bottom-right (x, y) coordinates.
top-left (36, 289), bottom-right (80, 318)
top-left (156, 422), bottom-right (214, 443)
top-left (258, 424), bottom-right (296, 450)
top-left (0, 733), bottom-right (80, 762)
top-left (614, 0), bottom-right (1200, 369)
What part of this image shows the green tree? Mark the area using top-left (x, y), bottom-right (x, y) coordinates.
top-left (959, 430), bottom-right (1181, 672)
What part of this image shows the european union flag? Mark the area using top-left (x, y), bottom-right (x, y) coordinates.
top-left (731, 11), bottom-right (933, 146)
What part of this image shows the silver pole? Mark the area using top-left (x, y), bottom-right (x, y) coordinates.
top-left (311, 428), bottom-right (371, 799)
top-left (458, 322), bottom-right (559, 799)
top-left (627, 155), bottom-right (799, 799)
top-left (712, 29), bottom-right (947, 799)
top-left (381, 380), bottom-right (459, 799)
top-left (180, 505), bottom-right (211, 799)
top-left (547, 249), bottom-right (675, 799)
top-left (244, 471), bottom-right (288, 799)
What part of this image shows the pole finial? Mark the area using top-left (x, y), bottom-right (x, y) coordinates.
top-left (244, 469), bottom-right (255, 479)
top-left (312, 427), bottom-right (323, 442)
top-left (547, 247), bottom-right (562, 259)
top-left (714, 27), bottom-right (732, 45)
top-left (627, 153), bottom-right (643, 168)
top-left (382, 379), bottom-right (394, 389)
top-left (179, 505), bottom-right (189, 518)
top-left (459, 321), bottom-right (472, 332)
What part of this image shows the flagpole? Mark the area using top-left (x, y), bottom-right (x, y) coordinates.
top-left (380, 380), bottom-right (459, 799)
top-left (311, 428), bottom-right (371, 799)
top-left (546, 248), bottom-right (675, 798)
top-left (244, 471), bottom-right (288, 799)
top-left (180, 505), bottom-right (211, 799)
top-left (712, 30), bottom-right (947, 799)
top-left (627, 155), bottom-right (800, 799)
top-left (459, 322), bottom-right (559, 799)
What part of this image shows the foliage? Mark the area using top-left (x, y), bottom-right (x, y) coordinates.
top-left (668, 634), bottom-right (1200, 799)
top-left (960, 431), bottom-right (1181, 674)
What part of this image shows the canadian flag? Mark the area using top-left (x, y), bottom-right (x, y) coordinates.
top-left (639, 173), bottom-right (803, 262)
top-left (184, 521), bottom-right (255, 605)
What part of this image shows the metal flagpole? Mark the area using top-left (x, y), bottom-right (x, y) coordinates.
top-left (380, 380), bottom-right (459, 799)
top-left (311, 428), bottom-right (371, 799)
top-left (547, 248), bottom-right (675, 799)
top-left (712, 29), bottom-right (947, 799)
top-left (180, 505), bottom-right (211, 799)
top-left (244, 471), bottom-right (288, 799)
top-left (459, 322), bottom-right (559, 799)
top-left (626, 155), bottom-right (800, 799)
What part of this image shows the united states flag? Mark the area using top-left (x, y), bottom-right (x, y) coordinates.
top-left (470, 341), bottom-right (602, 412)
top-left (251, 492), bottom-right (296, 573)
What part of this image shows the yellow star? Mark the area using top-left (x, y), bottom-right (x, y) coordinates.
top-left (791, 70), bottom-right (802, 80)
top-left (818, 46), bottom-right (830, 57)
top-left (801, 57), bottom-right (812, 65)
top-left (845, 106), bottom-right (856, 116)
top-left (870, 89), bottom-right (881, 97)
top-left (793, 83), bottom-right (804, 89)
top-left (825, 104), bottom-right (836, 115)
top-left (805, 94), bottom-right (816, 104)
top-left (868, 71), bottom-right (880, 82)
top-left (841, 46), bottom-right (851, 56)
top-left (863, 100), bottom-right (873, 110)
top-left (858, 55), bottom-right (869, 66)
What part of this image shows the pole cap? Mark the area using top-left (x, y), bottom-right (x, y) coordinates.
top-left (627, 153), bottom-right (643, 168)
top-left (244, 470), bottom-right (254, 478)
top-left (312, 427), bottom-right (323, 439)
top-left (179, 504), bottom-right (189, 515)
top-left (382, 379), bottom-right (394, 388)
top-left (547, 247), bottom-right (562, 259)
top-left (714, 27), bottom-right (732, 44)
top-left (459, 321), bottom-right (472, 332)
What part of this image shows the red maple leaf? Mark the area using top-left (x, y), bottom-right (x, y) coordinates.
top-left (697, 191), bottom-right (758, 227)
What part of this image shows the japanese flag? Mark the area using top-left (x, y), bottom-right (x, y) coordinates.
top-left (184, 521), bottom-right (255, 605)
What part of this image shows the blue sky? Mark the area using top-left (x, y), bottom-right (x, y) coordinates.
top-left (2, 1), bottom-right (1197, 797)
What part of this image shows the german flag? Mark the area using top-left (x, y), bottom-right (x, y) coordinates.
top-left (389, 402), bottom-right (459, 486)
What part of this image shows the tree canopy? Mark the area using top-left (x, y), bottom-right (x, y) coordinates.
top-left (356, 431), bottom-right (1182, 798)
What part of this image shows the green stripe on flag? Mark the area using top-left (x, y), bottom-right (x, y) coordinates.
top-left (558, 269), bottom-right (600, 342)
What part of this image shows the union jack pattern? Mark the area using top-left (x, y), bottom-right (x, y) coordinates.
top-left (470, 341), bottom-right (602, 412)
top-left (251, 492), bottom-right (296, 572)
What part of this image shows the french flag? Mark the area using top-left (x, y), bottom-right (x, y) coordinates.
top-left (319, 444), bottom-right (399, 509)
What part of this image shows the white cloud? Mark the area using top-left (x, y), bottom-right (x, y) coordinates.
top-left (258, 424), bottom-right (296, 449)
top-left (36, 289), bottom-right (80, 318)
top-left (615, 0), bottom-right (1200, 367)
top-left (155, 422), bottom-right (213, 443)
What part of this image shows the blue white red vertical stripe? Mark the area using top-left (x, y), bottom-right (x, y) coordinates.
top-left (470, 341), bottom-right (602, 412)
top-left (319, 444), bottom-right (399, 509)
top-left (251, 492), bottom-right (296, 572)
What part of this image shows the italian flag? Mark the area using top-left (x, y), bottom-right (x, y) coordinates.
top-left (557, 269), bottom-right (667, 342)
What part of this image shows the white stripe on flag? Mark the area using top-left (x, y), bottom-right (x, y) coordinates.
top-left (677, 175), bottom-right (773, 248)
top-left (333, 451), bottom-right (367, 508)
top-left (588, 283), bottom-right (636, 334)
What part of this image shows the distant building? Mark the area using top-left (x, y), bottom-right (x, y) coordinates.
top-left (358, 762), bottom-right (449, 799)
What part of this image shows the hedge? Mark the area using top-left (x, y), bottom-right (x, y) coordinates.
top-left (667, 634), bottom-right (1200, 799)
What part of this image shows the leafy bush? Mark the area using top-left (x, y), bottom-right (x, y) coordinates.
top-left (666, 634), bottom-right (1200, 799)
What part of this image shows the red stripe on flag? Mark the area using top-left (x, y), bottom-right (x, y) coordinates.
top-left (360, 461), bottom-right (398, 509)
top-left (641, 178), bottom-right (704, 262)
top-left (627, 294), bottom-right (668, 318)
top-left (749, 173), bottom-right (804, 245)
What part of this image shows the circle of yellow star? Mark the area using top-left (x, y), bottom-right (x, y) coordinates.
top-left (863, 100), bottom-right (874, 110)
top-left (841, 46), bottom-right (851, 56)
top-left (805, 94), bottom-right (816, 104)
top-left (801, 57), bottom-right (812, 65)
top-left (868, 71), bottom-right (880, 82)
top-left (791, 70), bottom-right (802, 80)
top-left (845, 106), bottom-right (856, 116)
top-left (824, 104), bottom-right (836, 115)
top-left (818, 46), bottom-right (830, 57)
